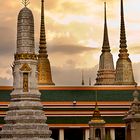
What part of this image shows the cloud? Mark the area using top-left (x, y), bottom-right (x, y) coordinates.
top-left (48, 43), bottom-right (99, 55)
top-left (59, 1), bottom-right (89, 15)
top-left (95, 0), bottom-right (116, 3)
top-left (51, 62), bottom-right (140, 86)
top-left (42, 0), bottom-right (60, 10)
top-left (0, 68), bottom-right (12, 86)
top-left (0, 27), bottom-right (16, 56)
top-left (129, 46), bottom-right (140, 54)
top-left (0, 0), bottom-right (140, 86)
top-left (0, 77), bottom-right (12, 86)
top-left (52, 64), bottom-right (98, 86)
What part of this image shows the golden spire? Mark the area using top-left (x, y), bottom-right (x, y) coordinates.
top-left (91, 91), bottom-right (105, 124)
top-left (88, 91), bottom-right (105, 140)
top-left (22, 0), bottom-right (30, 7)
top-left (102, 2), bottom-right (110, 52)
top-left (38, 0), bottom-right (55, 85)
top-left (39, 0), bottom-right (47, 54)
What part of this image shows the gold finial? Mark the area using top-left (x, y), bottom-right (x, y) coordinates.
top-left (22, 0), bottom-right (30, 7)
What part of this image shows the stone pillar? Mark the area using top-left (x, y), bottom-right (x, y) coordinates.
top-left (59, 129), bottom-right (64, 140)
top-left (89, 126), bottom-right (94, 140)
top-left (101, 127), bottom-right (106, 140)
top-left (131, 122), bottom-right (136, 140)
top-left (110, 128), bottom-right (115, 140)
top-left (85, 129), bottom-right (89, 140)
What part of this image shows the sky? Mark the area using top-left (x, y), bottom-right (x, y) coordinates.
top-left (0, 0), bottom-right (140, 86)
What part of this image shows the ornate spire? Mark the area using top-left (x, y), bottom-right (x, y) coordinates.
top-left (22, 0), bottom-right (30, 7)
top-left (39, 0), bottom-right (47, 54)
top-left (92, 91), bottom-right (104, 121)
top-left (93, 102), bottom-right (101, 118)
top-left (88, 91), bottom-right (106, 140)
top-left (119, 0), bottom-right (129, 58)
top-left (91, 91), bottom-right (99, 117)
top-left (16, 1), bottom-right (35, 55)
top-left (95, 2), bottom-right (115, 85)
top-left (94, 91), bottom-right (100, 116)
top-left (0, 2), bottom-right (53, 139)
top-left (115, 0), bottom-right (136, 85)
top-left (102, 2), bottom-right (110, 52)
top-left (38, 0), bottom-right (55, 85)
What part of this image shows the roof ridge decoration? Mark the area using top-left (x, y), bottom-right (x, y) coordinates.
top-left (82, 70), bottom-right (85, 85)
top-left (89, 77), bottom-right (91, 86)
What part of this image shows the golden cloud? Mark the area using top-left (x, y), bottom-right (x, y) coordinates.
top-left (0, 0), bottom-right (140, 85)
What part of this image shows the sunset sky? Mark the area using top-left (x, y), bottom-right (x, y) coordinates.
top-left (0, 0), bottom-right (140, 86)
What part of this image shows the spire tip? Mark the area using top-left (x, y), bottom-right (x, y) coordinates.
top-left (102, 1), bottom-right (110, 51)
top-left (22, 0), bottom-right (30, 7)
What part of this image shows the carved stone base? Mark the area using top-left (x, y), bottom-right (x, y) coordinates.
top-left (0, 90), bottom-right (53, 139)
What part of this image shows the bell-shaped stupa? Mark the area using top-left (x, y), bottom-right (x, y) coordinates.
top-left (0, 1), bottom-right (53, 139)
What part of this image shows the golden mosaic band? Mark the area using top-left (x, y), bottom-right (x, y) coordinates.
top-left (15, 53), bottom-right (37, 60)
